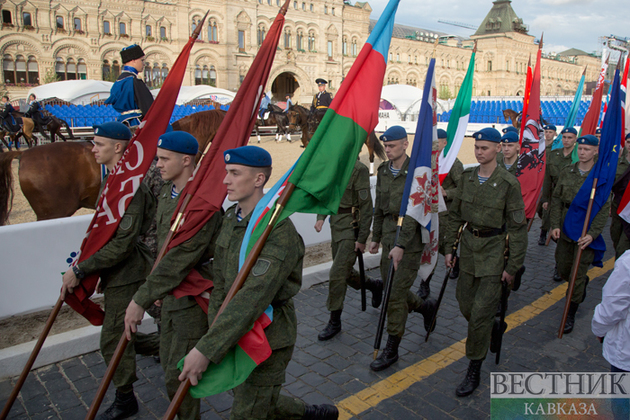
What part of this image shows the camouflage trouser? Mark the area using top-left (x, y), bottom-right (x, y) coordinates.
top-left (380, 243), bottom-right (423, 338)
top-left (555, 234), bottom-right (594, 304)
top-left (610, 213), bottom-right (630, 259)
top-left (540, 206), bottom-right (550, 231)
top-left (101, 281), bottom-right (160, 392)
top-left (456, 272), bottom-right (502, 361)
top-left (230, 346), bottom-right (305, 420)
top-left (160, 300), bottom-right (208, 420)
top-left (327, 238), bottom-right (361, 311)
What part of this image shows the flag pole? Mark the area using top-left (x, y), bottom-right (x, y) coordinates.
top-left (0, 297), bottom-right (63, 420)
top-left (83, 13), bottom-right (210, 420)
top-left (557, 177), bottom-right (598, 338)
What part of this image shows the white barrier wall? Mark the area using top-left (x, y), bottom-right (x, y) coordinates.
top-left (0, 177), bottom-right (378, 320)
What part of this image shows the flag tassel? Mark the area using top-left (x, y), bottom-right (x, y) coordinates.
top-left (558, 177), bottom-right (598, 338)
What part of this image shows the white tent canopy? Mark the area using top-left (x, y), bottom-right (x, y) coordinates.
top-left (27, 80), bottom-right (114, 104)
top-left (379, 84), bottom-right (450, 122)
top-left (151, 85), bottom-right (235, 105)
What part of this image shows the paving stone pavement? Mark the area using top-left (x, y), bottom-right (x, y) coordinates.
top-left (0, 219), bottom-right (618, 419)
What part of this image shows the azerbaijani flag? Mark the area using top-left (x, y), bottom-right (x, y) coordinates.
top-left (552, 67), bottom-right (586, 150)
top-left (439, 48), bottom-right (475, 183)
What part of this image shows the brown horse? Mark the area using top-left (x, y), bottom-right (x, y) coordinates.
top-left (1, 116), bottom-right (36, 150)
top-left (32, 113), bottom-right (76, 143)
top-left (0, 110), bottom-right (227, 224)
top-left (287, 104), bottom-right (385, 173)
top-left (503, 109), bottom-right (521, 129)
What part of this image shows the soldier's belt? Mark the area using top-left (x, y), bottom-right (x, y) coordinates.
top-left (386, 214), bottom-right (400, 222)
top-left (466, 225), bottom-right (506, 238)
top-left (337, 207), bottom-right (353, 214)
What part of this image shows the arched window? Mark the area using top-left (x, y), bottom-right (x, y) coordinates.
top-left (66, 58), bottom-right (77, 80)
top-left (191, 18), bottom-right (198, 35)
top-left (296, 30), bottom-right (303, 51)
top-left (257, 24), bottom-right (266, 46)
top-left (55, 57), bottom-right (65, 80)
top-left (27, 56), bottom-right (38, 84)
top-left (208, 21), bottom-right (217, 42)
top-left (102, 60), bottom-right (111, 80)
top-left (144, 65), bottom-right (152, 85)
top-left (152, 64), bottom-right (160, 86)
top-left (308, 31), bottom-right (315, 51)
top-left (209, 65), bottom-right (216, 87)
top-left (284, 29), bottom-right (291, 49)
top-left (146, 25), bottom-right (152, 37)
top-left (160, 26), bottom-right (166, 39)
top-left (161, 64), bottom-right (168, 81)
top-left (119, 22), bottom-right (126, 35)
top-left (3, 55), bottom-right (15, 84)
top-left (23, 12), bottom-right (31, 27)
top-left (104, 20), bottom-right (111, 34)
top-left (78, 59), bottom-right (87, 80)
top-left (56, 16), bottom-right (64, 29)
top-left (293, 1), bottom-right (297, 9)
top-left (15, 55), bottom-right (26, 84)
top-left (352, 39), bottom-right (357, 57)
top-left (302, 2), bottom-right (306, 10)
top-left (202, 65), bottom-right (209, 84)
top-left (112, 60), bottom-right (120, 78)
top-left (74, 18), bottom-right (81, 31)
top-left (342, 37), bottom-right (347, 56)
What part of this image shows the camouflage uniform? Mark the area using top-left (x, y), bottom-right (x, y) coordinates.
top-left (76, 177), bottom-right (158, 393)
top-left (550, 163), bottom-right (610, 303)
top-left (496, 152), bottom-right (518, 177)
top-left (317, 160), bottom-right (373, 311)
top-left (445, 165), bottom-right (527, 360)
top-left (195, 206), bottom-right (306, 420)
top-left (132, 181), bottom-right (222, 420)
top-left (372, 157), bottom-right (426, 338)
top-left (438, 158), bottom-right (464, 255)
top-left (610, 153), bottom-right (630, 259)
top-left (541, 147), bottom-right (574, 231)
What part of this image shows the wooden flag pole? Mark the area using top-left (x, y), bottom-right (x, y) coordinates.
top-left (0, 297), bottom-right (63, 420)
top-left (558, 177), bottom-right (598, 338)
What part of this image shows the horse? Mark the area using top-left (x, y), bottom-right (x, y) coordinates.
top-left (287, 104), bottom-right (386, 173)
top-left (1, 115), bottom-right (36, 150)
top-left (503, 109), bottom-right (521, 130)
top-left (254, 103), bottom-right (290, 143)
top-left (32, 113), bottom-right (76, 143)
top-left (0, 110), bottom-right (227, 224)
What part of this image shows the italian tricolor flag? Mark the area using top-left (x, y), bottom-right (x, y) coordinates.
top-left (438, 49), bottom-right (475, 183)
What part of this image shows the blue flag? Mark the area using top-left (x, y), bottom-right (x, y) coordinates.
top-left (400, 58), bottom-right (436, 230)
top-left (562, 68), bottom-right (622, 266)
top-left (552, 71), bottom-right (585, 150)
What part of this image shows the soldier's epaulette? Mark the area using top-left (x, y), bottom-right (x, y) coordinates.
top-left (462, 166), bottom-right (476, 174)
top-left (225, 203), bottom-right (238, 217)
top-left (377, 161), bottom-right (389, 171)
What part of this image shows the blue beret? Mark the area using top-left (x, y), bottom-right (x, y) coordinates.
top-left (626, 133), bottom-right (630, 140)
top-left (473, 127), bottom-right (501, 143)
top-left (380, 126), bottom-right (407, 142)
top-left (577, 135), bottom-right (598, 146)
top-left (543, 124), bottom-right (557, 131)
top-left (561, 127), bottom-right (577, 135)
top-left (595, 128), bottom-right (601, 134)
top-left (437, 128), bottom-right (448, 139)
top-left (158, 131), bottom-right (199, 155)
top-left (94, 121), bottom-right (132, 141)
top-left (501, 132), bottom-right (519, 143)
top-left (502, 126), bottom-right (518, 134)
top-left (224, 146), bottom-right (272, 167)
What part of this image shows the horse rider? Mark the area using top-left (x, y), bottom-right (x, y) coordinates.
top-left (24, 93), bottom-right (52, 132)
top-left (1, 95), bottom-right (22, 135)
top-left (259, 92), bottom-right (271, 119)
top-left (105, 44), bottom-right (154, 127)
top-left (311, 78), bottom-right (332, 121)
top-left (284, 94), bottom-right (293, 113)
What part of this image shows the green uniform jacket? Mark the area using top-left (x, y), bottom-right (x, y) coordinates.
top-left (611, 154), bottom-right (630, 215)
top-left (196, 205), bottom-right (304, 364)
top-left (372, 157), bottom-right (425, 252)
top-left (542, 147), bottom-right (574, 205)
top-left (445, 165), bottom-right (527, 277)
top-left (442, 158), bottom-right (464, 211)
top-left (77, 176), bottom-right (155, 288)
top-left (133, 181), bottom-right (222, 311)
top-left (496, 152), bottom-right (518, 176)
top-left (550, 162), bottom-right (610, 239)
top-left (317, 160), bottom-right (373, 243)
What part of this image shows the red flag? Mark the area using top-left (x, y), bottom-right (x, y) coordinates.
top-left (167, 5), bottom-right (288, 304)
top-left (64, 18), bottom-right (207, 325)
top-left (519, 54), bottom-right (532, 146)
top-left (515, 35), bottom-right (545, 219)
top-left (581, 56), bottom-right (609, 136)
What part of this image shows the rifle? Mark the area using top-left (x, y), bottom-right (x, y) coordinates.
top-left (352, 208), bottom-right (367, 311)
top-left (425, 224), bottom-right (464, 342)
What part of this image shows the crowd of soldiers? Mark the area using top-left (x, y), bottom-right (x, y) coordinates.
top-left (55, 43), bottom-right (630, 420)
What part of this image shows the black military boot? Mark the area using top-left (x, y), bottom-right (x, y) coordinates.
top-left (416, 298), bottom-right (438, 333)
top-left (450, 256), bottom-right (460, 279)
top-left (96, 390), bottom-right (138, 420)
top-left (318, 310), bottom-right (342, 341)
top-left (563, 302), bottom-right (580, 334)
top-left (417, 273), bottom-right (433, 300)
top-left (302, 403), bottom-right (339, 420)
top-left (369, 335), bottom-right (401, 371)
top-left (366, 278), bottom-right (383, 308)
top-left (456, 359), bottom-right (483, 397)
top-left (581, 276), bottom-right (590, 303)
top-left (538, 229), bottom-right (547, 246)
top-left (553, 265), bottom-right (562, 282)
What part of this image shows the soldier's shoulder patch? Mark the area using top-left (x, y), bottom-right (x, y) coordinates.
top-left (512, 209), bottom-right (525, 224)
top-left (359, 189), bottom-right (369, 201)
top-left (252, 258), bottom-right (271, 276)
top-left (120, 214), bottom-right (133, 231)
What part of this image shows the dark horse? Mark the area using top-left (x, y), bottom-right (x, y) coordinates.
top-left (287, 104), bottom-right (386, 174)
top-left (254, 103), bottom-right (290, 143)
top-left (1, 114), bottom-right (35, 150)
top-left (0, 110), bottom-right (227, 224)
top-left (503, 108), bottom-right (547, 131)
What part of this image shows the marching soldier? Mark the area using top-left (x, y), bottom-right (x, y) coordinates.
top-left (611, 134), bottom-right (630, 258)
top-left (368, 126), bottom-right (437, 372)
top-left (311, 78), bottom-right (333, 112)
top-left (124, 131), bottom-right (222, 420)
top-left (24, 93), bottom-right (52, 131)
top-left (496, 131), bottom-right (519, 176)
top-left (314, 158), bottom-right (381, 341)
top-left (543, 124), bottom-right (557, 149)
top-left (537, 124), bottom-right (558, 245)
top-left (418, 128), bottom-right (464, 299)
top-left (178, 146), bottom-right (339, 420)
top-left (595, 127), bottom-right (602, 141)
top-left (61, 122), bottom-right (159, 420)
top-left (542, 127), bottom-right (577, 276)
top-left (550, 134), bottom-right (609, 334)
top-left (445, 127), bottom-right (527, 397)
top-left (105, 44), bottom-right (154, 127)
